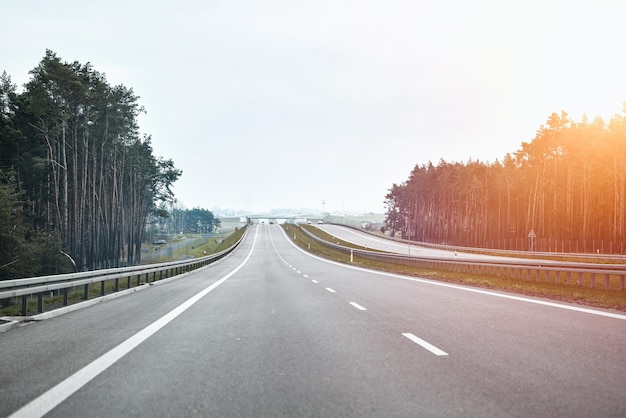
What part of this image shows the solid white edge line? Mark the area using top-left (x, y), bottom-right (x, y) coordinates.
top-left (278, 226), bottom-right (626, 321)
top-left (402, 333), bottom-right (448, 356)
top-left (349, 302), bottom-right (367, 311)
top-left (9, 227), bottom-right (259, 418)
top-left (325, 287), bottom-right (336, 293)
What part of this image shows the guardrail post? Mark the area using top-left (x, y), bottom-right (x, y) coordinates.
top-left (127, 276), bottom-right (131, 289)
top-left (115, 278), bottom-right (119, 292)
top-left (84, 284), bottom-right (89, 300)
top-left (137, 275), bottom-right (141, 287)
top-left (101, 280), bottom-right (106, 296)
top-left (63, 288), bottom-right (68, 306)
top-left (555, 271), bottom-right (560, 284)
top-left (621, 275), bottom-right (625, 290)
top-left (37, 293), bottom-right (43, 313)
top-left (566, 271), bottom-right (571, 285)
top-left (605, 274), bottom-right (610, 290)
top-left (591, 273), bottom-right (596, 288)
top-left (577, 272), bottom-right (583, 286)
top-left (21, 295), bottom-right (27, 316)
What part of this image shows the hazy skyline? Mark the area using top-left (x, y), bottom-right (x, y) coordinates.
top-left (2, 1), bottom-right (625, 214)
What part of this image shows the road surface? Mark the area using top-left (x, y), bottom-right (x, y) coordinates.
top-left (1, 224), bottom-right (625, 417)
top-left (317, 224), bottom-right (531, 261)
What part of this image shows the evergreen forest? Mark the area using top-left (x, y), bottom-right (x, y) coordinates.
top-left (0, 50), bottom-right (185, 279)
top-left (385, 108), bottom-right (626, 254)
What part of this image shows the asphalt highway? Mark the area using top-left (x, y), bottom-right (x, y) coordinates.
top-left (317, 224), bottom-right (538, 262)
top-left (1, 224), bottom-right (625, 417)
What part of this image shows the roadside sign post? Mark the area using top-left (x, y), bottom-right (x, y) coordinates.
top-left (528, 229), bottom-right (537, 251)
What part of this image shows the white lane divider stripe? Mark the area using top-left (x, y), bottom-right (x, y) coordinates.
top-left (8, 227), bottom-right (260, 418)
top-left (325, 288), bottom-right (336, 293)
top-left (349, 302), bottom-right (367, 311)
top-left (311, 280), bottom-right (319, 283)
top-left (402, 333), bottom-right (448, 356)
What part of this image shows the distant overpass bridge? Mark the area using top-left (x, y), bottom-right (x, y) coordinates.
top-left (217, 214), bottom-right (323, 224)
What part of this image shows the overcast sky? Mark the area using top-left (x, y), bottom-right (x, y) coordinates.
top-left (2, 1), bottom-right (625, 214)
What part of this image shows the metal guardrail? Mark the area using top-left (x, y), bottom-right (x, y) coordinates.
top-left (299, 226), bottom-right (626, 291)
top-left (0, 226), bottom-right (249, 316)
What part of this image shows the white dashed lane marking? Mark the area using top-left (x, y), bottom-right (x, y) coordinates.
top-left (402, 333), bottom-right (448, 356)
